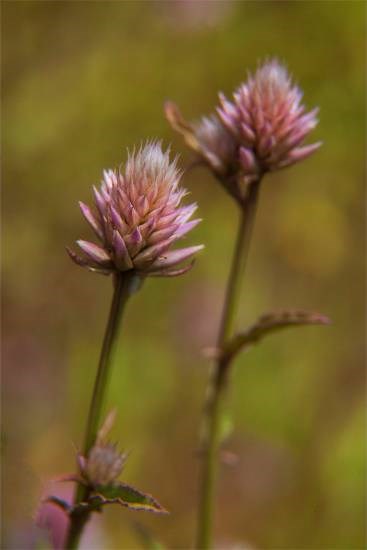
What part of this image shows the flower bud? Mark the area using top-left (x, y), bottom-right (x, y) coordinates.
top-left (83, 443), bottom-right (126, 488)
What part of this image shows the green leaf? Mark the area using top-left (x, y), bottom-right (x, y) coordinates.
top-left (73, 482), bottom-right (168, 515)
top-left (223, 309), bottom-right (331, 364)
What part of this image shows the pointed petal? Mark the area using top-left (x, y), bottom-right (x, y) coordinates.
top-left (240, 122), bottom-right (256, 144)
top-left (139, 217), bottom-right (156, 238)
top-left (112, 230), bottom-right (133, 270)
top-left (148, 245), bottom-right (204, 271)
top-left (127, 204), bottom-right (140, 227)
top-left (279, 125), bottom-right (317, 154)
top-left (174, 218), bottom-right (202, 239)
top-left (110, 204), bottom-right (124, 231)
top-left (136, 195), bottom-right (150, 217)
top-left (77, 240), bottom-right (112, 266)
top-left (133, 236), bottom-right (177, 269)
top-left (217, 93), bottom-right (239, 135)
top-left (288, 141), bottom-right (323, 161)
top-left (66, 246), bottom-right (90, 267)
top-left (79, 201), bottom-right (104, 240)
top-left (66, 247), bottom-right (111, 275)
top-left (239, 147), bottom-right (258, 173)
top-left (148, 260), bottom-right (195, 277)
top-left (278, 141), bottom-right (322, 168)
top-left (125, 226), bottom-right (144, 257)
top-left (148, 225), bottom-right (177, 245)
top-left (93, 186), bottom-right (106, 216)
top-left (175, 203), bottom-right (198, 225)
top-left (157, 211), bottom-right (179, 227)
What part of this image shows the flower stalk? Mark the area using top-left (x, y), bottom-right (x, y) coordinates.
top-left (62, 142), bottom-right (203, 548)
top-left (65, 272), bottom-right (138, 549)
top-left (196, 178), bottom-right (261, 549)
top-left (166, 58), bottom-right (323, 550)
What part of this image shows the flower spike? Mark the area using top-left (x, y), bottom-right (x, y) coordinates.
top-left (68, 142), bottom-right (203, 276)
top-left (218, 59), bottom-right (321, 176)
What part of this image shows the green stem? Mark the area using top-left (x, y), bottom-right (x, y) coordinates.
top-left (196, 179), bottom-right (261, 549)
top-left (65, 272), bottom-right (138, 549)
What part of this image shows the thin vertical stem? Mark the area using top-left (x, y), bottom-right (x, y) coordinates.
top-left (196, 179), bottom-right (261, 549)
top-left (65, 272), bottom-right (138, 549)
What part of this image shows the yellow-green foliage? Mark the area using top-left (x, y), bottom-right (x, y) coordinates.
top-left (2, 2), bottom-right (365, 548)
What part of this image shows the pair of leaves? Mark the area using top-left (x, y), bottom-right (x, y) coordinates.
top-left (221, 309), bottom-right (331, 366)
top-left (46, 481), bottom-right (168, 518)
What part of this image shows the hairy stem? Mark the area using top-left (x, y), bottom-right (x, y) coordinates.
top-left (65, 272), bottom-right (139, 549)
top-left (196, 179), bottom-right (261, 549)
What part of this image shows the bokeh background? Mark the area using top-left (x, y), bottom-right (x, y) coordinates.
top-left (2, 1), bottom-right (365, 549)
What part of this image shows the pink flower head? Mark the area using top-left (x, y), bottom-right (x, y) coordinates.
top-left (218, 59), bottom-right (322, 177)
top-left (68, 142), bottom-right (203, 277)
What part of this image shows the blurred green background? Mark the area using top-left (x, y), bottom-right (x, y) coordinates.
top-left (2, 1), bottom-right (365, 548)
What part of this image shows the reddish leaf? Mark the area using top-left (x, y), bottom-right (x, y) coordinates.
top-left (223, 309), bottom-right (331, 364)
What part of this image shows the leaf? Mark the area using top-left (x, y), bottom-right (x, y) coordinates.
top-left (44, 495), bottom-right (71, 513)
top-left (164, 101), bottom-right (200, 152)
top-left (223, 310), bottom-right (331, 364)
top-left (72, 482), bottom-right (168, 515)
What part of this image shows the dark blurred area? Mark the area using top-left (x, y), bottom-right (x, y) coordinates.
top-left (2, 1), bottom-right (365, 548)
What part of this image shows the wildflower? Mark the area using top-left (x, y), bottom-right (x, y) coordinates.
top-left (68, 142), bottom-right (203, 277)
top-left (165, 101), bottom-right (237, 176)
top-left (218, 59), bottom-right (321, 176)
